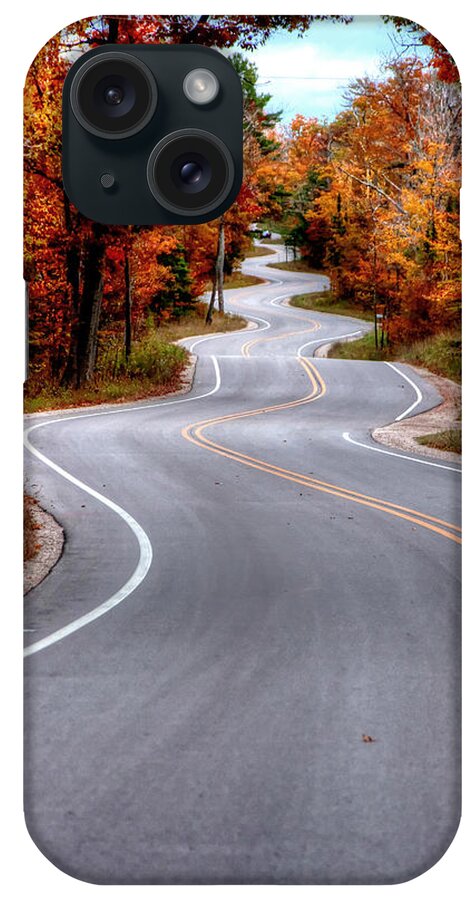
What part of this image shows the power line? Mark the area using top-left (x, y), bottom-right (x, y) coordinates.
top-left (259, 75), bottom-right (353, 81)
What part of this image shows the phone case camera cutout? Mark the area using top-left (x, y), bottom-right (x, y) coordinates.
top-left (63, 44), bottom-right (243, 223)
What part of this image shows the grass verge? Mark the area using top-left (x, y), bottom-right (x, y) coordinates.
top-left (416, 429), bottom-right (461, 454)
top-left (25, 343), bottom-right (187, 413)
top-left (224, 272), bottom-right (266, 288)
top-left (397, 332), bottom-right (462, 382)
top-left (159, 303), bottom-right (247, 341)
top-left (205, 272), bottom-right (266, 289)
top-left (25, 303), bottom-right (247, 413)
top-left (327, 330), bottom-right (461, 383)
top-left (290, 291), bottom-right (374, 321)
top-left (267, 259), bottom-right (325, 275)
top-left (244, 244), bottom-right (277, 258)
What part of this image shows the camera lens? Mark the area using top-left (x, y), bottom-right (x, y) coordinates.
top-left (104, 85), bottom-right (124, 106)
top-left (147, 130), bottom-right (234, 216)
top-left (174, 155), bottom-right (212, 194)
top-left (70, 52), bottom-right (157, 139)
top-left (180, 162), bottom-right (202, 186)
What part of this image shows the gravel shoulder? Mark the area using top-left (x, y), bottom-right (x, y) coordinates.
top-left (23, 356), bottom-right (199, 589)
top-left (372, 366), bottom-right (461, 464)
top-left (23, 316), bottom-right (257, 591)
top-left (24, 501), bottom-right (64, 594)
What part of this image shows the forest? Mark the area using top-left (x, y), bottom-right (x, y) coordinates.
top-left (24, 14), bottom-right (461, 406)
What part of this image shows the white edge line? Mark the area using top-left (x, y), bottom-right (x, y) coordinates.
top-left (184, 269), bottom-right (284, 353)
top-left (25, 355), bottom-right (222, 430)
top-left (385, 361), bottom-right (423, 421)
top-left (270, 289), bottom-right (309, 308)
top-left (269, 278), bottom-right (330, 309)
top-left (187, 315), bottom-right (270, 353)
top-left (297, 330), bottom-right (362, 357)
top-left (24, 356), bottom-right (222, 657)
top-left (342, 431), bottom-right (461, 473)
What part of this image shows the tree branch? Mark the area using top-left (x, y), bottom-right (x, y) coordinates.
top-left (179, 14), bottom-right (210, 43)
top-left (24, 164), bottom-right (63, 189)
top-left (337, 166), bottom-right (408, 215)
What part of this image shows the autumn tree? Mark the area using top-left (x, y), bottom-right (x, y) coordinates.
top-left (26, 14), bottom-right (330, 388)
top-left (206, 51), bottom-right (281, 323)
top-left (295, 59), bottom-right (461, 342)
top-left (383, 16), bottom-right (459, 83)
top-left (25, 14), bottom-right (460, 389)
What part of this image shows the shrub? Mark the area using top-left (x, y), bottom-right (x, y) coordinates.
top-left (125, 335), bottom-right (187, 382)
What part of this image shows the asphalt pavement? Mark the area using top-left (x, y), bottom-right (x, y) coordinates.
top-left (24, 244), bottom-right (461, 884)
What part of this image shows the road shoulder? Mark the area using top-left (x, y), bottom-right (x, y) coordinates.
top-left (372, 366), bottom-right (461, 464)
top-left (23, 355), bottom-right (200, 422)
top-left (24, 499), bottom-right (64, 595)
top-left (23, 356), bottom-right (199, 590)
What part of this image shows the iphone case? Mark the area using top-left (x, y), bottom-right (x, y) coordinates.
top-left (23, 14), bottom-right (461, 884)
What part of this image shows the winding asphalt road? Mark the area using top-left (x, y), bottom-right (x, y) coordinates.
top-left (24, 244), bottom-right (461, 884)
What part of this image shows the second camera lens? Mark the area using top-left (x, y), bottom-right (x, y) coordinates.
top-left (180, 162), bottom-right (202, 185)
top-left (147, 129), bottom-right (234, 216)
top-left (174, 155), bottom-right (212, 194)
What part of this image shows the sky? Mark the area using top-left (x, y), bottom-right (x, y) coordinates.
top-left (242, 16), bottom-right (431, 124)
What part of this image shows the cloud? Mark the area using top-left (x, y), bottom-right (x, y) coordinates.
top-left (241, 17), bottom-right (430, 123)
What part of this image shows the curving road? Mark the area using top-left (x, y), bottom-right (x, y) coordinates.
top-left (24, 244), bottom-right (461, 885)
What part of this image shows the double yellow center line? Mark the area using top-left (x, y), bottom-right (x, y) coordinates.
top-left (241, 309), bottom-right (321, 358)
top-left (181, 357), bottom-right (461, 544)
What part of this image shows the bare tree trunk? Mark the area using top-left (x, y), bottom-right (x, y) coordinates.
top-left (206, 273), bottom-right (217, 324)
top-left (205, 217), bottom-right (225, 323)
top-left (76, 226), bottom-right (106, 386)
top-left (24, 280), bottom-right (30, 380)
top-left (106, 16), bottom-right (119, 42)
top-left (216, 217), bottom-right (225, 314)
top-left (60, 242), bottom-right (82, 385)
top-left (372, 239), bottom-right (378, 349)
top-left (60, 195), bottom-right (82, 386)
top-left (124, 253), bottom-right (132, 360)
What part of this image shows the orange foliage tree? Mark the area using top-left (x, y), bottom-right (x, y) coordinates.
top-left (25, 14), bottom-right (322, 389)
top-left (276, 59), bottom-right (461, 343)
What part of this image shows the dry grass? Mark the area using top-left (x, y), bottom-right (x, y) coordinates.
top-left (328, 329), bottom-right (461, 383)
top-left (417, 429), bottom-right (461, 454)
top-left (25, 303), bottom-right (247, 413)
top-left (290, 291), bottom-right (373, 321)
top-left (24, 495), bottom-right (41, 561)
top-left (204, 272), bottom-right (265, 290)
top-left (267, 259), bottom-right (325, 275)
top-left (24, 373), bottom-right (187, 413)
top-left (244, 244), bottom-right (277, 258)
top-left (159, 303), bottom-right (247, 340)
top-left (398, 331), bottom-right (461, 383)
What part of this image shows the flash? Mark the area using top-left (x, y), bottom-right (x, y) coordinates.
top-left (183, 68), bottom-right (219, 105)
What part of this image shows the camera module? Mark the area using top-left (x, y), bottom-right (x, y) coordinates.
top-left (63, 46), bottom-right (243, 223)
top-left (70, 52), bottom-right (158, 139)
